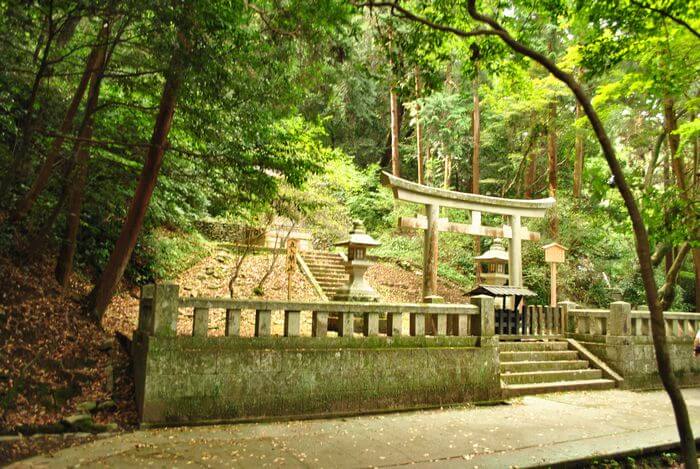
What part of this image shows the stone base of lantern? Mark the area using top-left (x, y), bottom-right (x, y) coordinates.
top-left (332, 285), bottom-right (380, 302)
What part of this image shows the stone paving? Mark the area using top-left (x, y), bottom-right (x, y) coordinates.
top-left (11, 388), bottom-right (700, 468)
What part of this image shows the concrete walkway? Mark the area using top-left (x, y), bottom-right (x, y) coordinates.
top-left (12, 388), bottom-right (700, 468)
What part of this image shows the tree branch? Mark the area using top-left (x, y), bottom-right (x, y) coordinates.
top-left (658, 243), bottom-right (691, 311)
top-left (354, 1), bottom-right (499, 39)
top-left (629, 0), bottom-right (700, 40)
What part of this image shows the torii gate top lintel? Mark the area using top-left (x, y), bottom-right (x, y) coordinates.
top-left (381, 172), bottom-right (555, 217)
top-left (381, 172), bottom-right (556, 298)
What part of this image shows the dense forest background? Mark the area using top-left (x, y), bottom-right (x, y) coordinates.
top-left (0, 0), bottom-right (697, 311)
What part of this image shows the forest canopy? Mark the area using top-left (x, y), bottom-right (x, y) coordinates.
top-left (0, 0), bottom-right (697, 313)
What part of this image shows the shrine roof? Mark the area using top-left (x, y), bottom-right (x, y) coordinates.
top-left (381, 172), bottom-right (555, 217)
top-left (467, 285), bottom-right (538, 297)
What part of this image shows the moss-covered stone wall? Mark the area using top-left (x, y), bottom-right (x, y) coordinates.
top-left (133, 333), bottom-right (501, 425)
top-left (572, 335), bottom-right (700, 389)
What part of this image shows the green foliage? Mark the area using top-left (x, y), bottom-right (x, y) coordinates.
top-left (127, 229), bottom-right (210, 284)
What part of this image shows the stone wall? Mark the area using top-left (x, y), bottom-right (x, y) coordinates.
top-left (573, 335), bottom-right (700, 389)
top-left (562, 301), bottom-right (700, 389)
top-left (134, 335), bottom-right (501, 425)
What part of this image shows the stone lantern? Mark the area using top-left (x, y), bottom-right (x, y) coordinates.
top-left (475, 238), bottom-right (509, 286)
top-left (333, 220), bottom-right (381, 302)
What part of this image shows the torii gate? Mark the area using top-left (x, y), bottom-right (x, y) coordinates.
top-left (381, 172), bottom-right (555, 302)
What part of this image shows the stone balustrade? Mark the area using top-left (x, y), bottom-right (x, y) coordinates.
top-left (561, 301), bottom-right (700, 339)
top-left (559, 301), bottom-right (700, 388)
top-left (138, 283), bottom-right (487, 339)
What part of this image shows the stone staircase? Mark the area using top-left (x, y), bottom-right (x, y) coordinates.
top-left (299, 251), bottom-right (348, 300)
top-left (500, 340), bottom-right (616, 397)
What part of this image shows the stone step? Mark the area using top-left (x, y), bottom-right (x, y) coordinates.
top-left (500, 360), bottom-right (590, 373)
top-left (303, 254), bottom-right (344, 262)
top-left (499, 350), bottom-right (579, 362)
top-left (503, 378), bottom-right (616, 398)
top-left (313, 272), bottom-right (348, 279)
top-left (501, 369), bottom-right (603, 385)
top-left (317, 279), bottom-right (346, 285)
top-left (499, 341), bottom-right (569, 352)
top-left (307, 266), bottom-right (345, 273)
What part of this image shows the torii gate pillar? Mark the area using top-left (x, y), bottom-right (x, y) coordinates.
top-left (423, 204), bottom-right (442, 303)
top-left (509, 214), bottom-right (522, 287)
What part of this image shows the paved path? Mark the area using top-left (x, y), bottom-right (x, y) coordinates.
top-left (12, 388), bottom-right (700, 468)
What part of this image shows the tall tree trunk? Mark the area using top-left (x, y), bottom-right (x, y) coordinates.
top-left (11, 23), bottom-right (108, 224)
top-left (4, 15), bottom-right (56, 193)
top-left (524, 112), bottom-right (538, 199)
top-left (462, 2), bottom-right (697, 464)
top-left (415, 66), bottom-right (423, 184)
top-left (88, 42), bottom-right (188, 320)
top-left (573, 100), bottom-right (584, 197)
top-left (472, 61), bottom-right (481, 278)
top-left (443, 150), bottom-right (452, 189)
top-left (390, 85), bottom-right (401, 176)
top-left (55, 22), bottom-right (110, 287)
top-left (547, 101), bottom-right (558, 236)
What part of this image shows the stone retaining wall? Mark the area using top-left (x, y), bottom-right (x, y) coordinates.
top-left (562, 301), bottom-right (700, 389)
top-left (134, 335), bottom-right (500, 424)
top-left (133, 285), bottom-right (501, 425)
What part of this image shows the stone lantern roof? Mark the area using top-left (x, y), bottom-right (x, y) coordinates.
top-left (474, 238), bottom-right (508, 264)
top-left (334, 220), bottom-right (381, 248)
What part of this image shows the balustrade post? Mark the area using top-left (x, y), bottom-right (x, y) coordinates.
top-left (152, 283), bottom-right (179, 337)
top-left (608, 301), bottom-right (631, 336)
top-left (455, 311), bottom-right (470, 336)
top-left (225, 308), bottom-right (241, 336)
top-left (363, 312), bottom-right (379, 336)
top-left (545, 306), bottom-right (553, 335)
top-left (312, 311), bottom-right (328, 337)
top-left (284, 310), bottom-right (301, 337)
top-left (193, 307), bottom-right (210, 337)
top-left (536, 305), bottom-right (544, 335)
top-left (558, 301), bottom-right (578, 335)
top-left (138, 284), bottom-right (155, 333)
top-left (386, 313), bottom-right (403, 336)
top-left (255, 309), bottom-right (272, 337)
top-left (436, 313), bottom-right (447, 336)
top-left (410, 313), bottom-right (425, 336)
top-left (470, 295), bottom-right (494, 338)
top-left (339, 312), bottom-right (354, 337)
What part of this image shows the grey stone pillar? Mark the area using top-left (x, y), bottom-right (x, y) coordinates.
top-left (422, 204), bottom-right (442, 302)
top-left (470, 294), bottom-right (494, 338)
top-left (312, 311), bottom-right (328, 337)
top-left (284, 310), bottom-right (301, 337)
top-left (508, 215), bottom-right (522, 287)
top-left (255, 309), bottom-right (271, 337)
top-left (386, 313), bottom-right (403, 336)
top-left (339, 312), bottom-right (354, 337)
top-left (152, 283), bottom-right (179, 337)
top-left (608, 301), bottom-right (631, 336)
top-left (410, 313), bottom-right (425, 336)
top-left (363, 312), bottom-right (379, 336)
top-left (193, 307), bottom-right (209, 337)
top-left (138, 284), bottom-right (155, 333)
top-left (225, 308), bottom-right (241, 336)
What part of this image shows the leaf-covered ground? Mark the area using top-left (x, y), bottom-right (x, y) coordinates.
top-left (0, 254), bottom-right (136, 464)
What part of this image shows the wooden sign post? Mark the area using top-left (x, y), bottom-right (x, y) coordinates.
top-left (286, 239), bottom-right (299, 301)
top-left (543, 242), bottom-right (568, 306)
